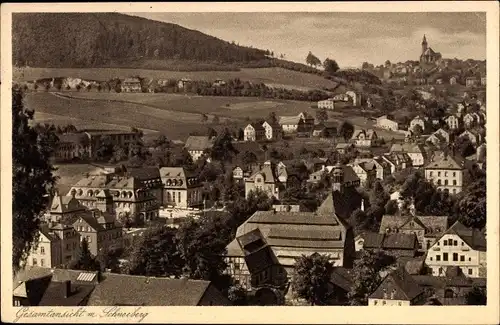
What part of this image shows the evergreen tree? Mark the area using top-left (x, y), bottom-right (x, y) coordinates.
top-left (12, 87), bottom-right (57, 271)
top-left (70, 238), bottom-right (101, 272)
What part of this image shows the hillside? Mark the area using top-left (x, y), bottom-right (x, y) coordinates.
top-left (13, 12), bottom-right (271, 68)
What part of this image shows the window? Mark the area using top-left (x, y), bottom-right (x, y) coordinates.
top-left (469, 257), bottom-right (471, 261)
top-left (437, 241), bottom-right (440, 246)
top-left (468, 269), bottom-right (473, 275)
top-left (443, 240), bottom-right (447, 246)
top-left (453, 180), bottom-right (457, 186)
top-left (448, 239), bottom-right (453, 246)
top-left (40, 247), bottom-right (45, 255)
top-left (460, 255), bottom-right (465, 262)
top-left (453, 240), bottom-right (458, 246)
top-left (87, 236), bottom-right (92, 243)
top-left (430, 257), bottom-right (433, 261)
top-left (461, 242), bottom-right (464, 246)
top-left (445, 172), bottom-right (448, 177)
top-left (453, 253), bottom-right (458, 261)
top-left (436, 255), bottom-right (441, 261)
top-left (438, 172), bottom-right (441, 177)
top-left (443, 253), bottom-right (448, 261)
top-left (14, 300), bottom-right (21, 307)
top-left (430, 171), bottom-right (433, 176)
top-left (32, 258), bottom-right (37, 266)
top-left (172, 192), bottom-right (176, 202)
top-left (453, 172), bottom-right (456, 177)
top-left (178, 192), bottom-right (181, 203)
top-left (398, 302), bottom-right (402, 306)
top-left (444, 179), bottom-right (448, 185)
top-left (382, 300), bottom-right (387, 305)
top-left (373, 300), bottom-right (378, 305)
top-left (41, 259), bottom-right (45, 267)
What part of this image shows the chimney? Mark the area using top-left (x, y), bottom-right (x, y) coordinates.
top-left (63, 280), bottom-right (71, 298)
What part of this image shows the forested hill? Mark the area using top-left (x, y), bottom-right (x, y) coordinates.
top-left (12, 13), bottom-right (271, 68)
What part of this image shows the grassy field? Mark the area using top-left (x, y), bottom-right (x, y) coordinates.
top-left (25, 91), bottom-right (405, 141)
top-left (14, 67), bottom-right (337, 91)
top-left (53, 163), bottom-right (96, 195)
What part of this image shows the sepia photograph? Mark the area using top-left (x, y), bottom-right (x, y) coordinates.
top-left (1, 2), bottom-right (499, 324)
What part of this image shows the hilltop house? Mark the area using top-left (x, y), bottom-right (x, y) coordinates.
top-left (425, 221), bottom-right (486, 278)
top-left (184, 136), bottom-right (213, 161)
top-left (121, 77), bottom-right (142, 92)
top-left (160, 167), bottom-right (203, 209)
top-left (318, 98), bottom-right (335, 110)
top-left (351, 129), bottom-right (378, 148)
top-left (278, 112), bottom-right (315, 135)
top-left (262, 120), bottom-right (283, 141)
top-left (424, 154), bottom-right (465, 194)
top-left (376, 115), bottom-right (399, 131)
top-left (244, 123), bottom-right (266, 142)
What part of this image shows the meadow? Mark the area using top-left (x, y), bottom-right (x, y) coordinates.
top-left (14, 67), bottom-right (337, 91)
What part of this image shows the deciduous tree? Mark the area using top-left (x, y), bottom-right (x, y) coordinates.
top-left (292, 253), bottom-right (334, 305)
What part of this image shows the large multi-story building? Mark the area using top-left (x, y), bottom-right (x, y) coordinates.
top-left (67, 166), bottom-right (160, 222)
top-left (25, 223), bottom-right (81, 268)
top-left (225, 194), bottom-right (355, 290)
top-left (160, 167), bottom-right (203, 209)
top-left (278, 112), bottom-right (315, 135)
top-left (425, 221), bottom-right (486, 278)
top-left (317, 98), bottom-right (335, 110)
top-left (424, 153), bottom-right (465, 194)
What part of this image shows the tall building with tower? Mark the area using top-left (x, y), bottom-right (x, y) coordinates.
top-left (420, 35), bottom-right (442, 64)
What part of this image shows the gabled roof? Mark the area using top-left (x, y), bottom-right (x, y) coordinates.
top-left (351, 129), bottom-right (377, 140)
top-left (246, 164), bottom-right (280, 184)
top-left (50, 194), bottom-right (84, 214)
top-left (246, 122), bottom-right (265, 132)
top-left (370, 267), bottom-right (423, 301)
top-left (278, 115), bottom-right (302, 125)
top-left (361, 232), bottom-right (418, 250)
top-left (126, 167), bottom-right (161, 181)
top-left (87, 274), bottom-right (218, 306)
top-left (425, 154), bottom-right (464, 170)
top-left (184, 136), bottom-right (213, 151)
top-left (443, 221), bottom-right (486, 251)
top-left (379, 215), bottom-right (448, 235)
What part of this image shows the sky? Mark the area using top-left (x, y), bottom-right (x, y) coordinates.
top-left (129, 12), bottom-right (486, 68)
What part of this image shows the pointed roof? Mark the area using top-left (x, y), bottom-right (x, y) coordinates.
top-left (422, 34), bottom-right (427, 44)
top-left (369, 267), bottom-right (423, 301)
top-left (443, 221), bottom-right (486, 251)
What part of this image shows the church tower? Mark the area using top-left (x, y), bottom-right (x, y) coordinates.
top-left (421, 34), bottom-right (428, 54)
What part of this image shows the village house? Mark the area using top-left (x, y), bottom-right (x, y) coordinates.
top-left (72, 209), bottom-right (123, 259)
top-left (413, 268), bottom-right (486, 305)
top-left (409, 116), bottom-right (427, 134)
top-left (335, 143), bottom-right (354, 154)
top-left (184, 135), bottom-right (213, 161)
top-left (160, 167), bottom-right (203, 209)
top-left (312, 121), bottom-right (338, 138)
top-left (24, 223), bottom-right (81, 269)
top-left (465, 77), bottom-right (478, 87)
top-left (458, 130), bottom-right (483, 147)
top-left (213, 79), bottom-right (226, 87)
top-left (350, 161), bottom-right (377, 186)
top-left (424, 153), bottom-right (466, 194)
top-left (449, 76), bottom-right (457, 85)
top-left (121, 77), bottom-right (142, 92)
top-left (244, 122), bottom-right (266, 142)
top-left (317, 98), bottom-right (335, 110)
top-left (425, 221), bottom-right (486, 278)
top-left (368, 267), bottom-right (425, 306)
top-left (480, 76), bottom-right (486, 86)
top-left (381, 152), bottom-right (413, 174)
top-left (262, 120), bottom-right (283, 141)
top-left (351, 129), bottom-right (378, 148)
top-left (245, 161), bottom-right (285, 200)
top-left (346, 90), bottom-right (361, 106)
top-left (67, 166), bottom-right (160, 222)
top-left (278, 112), bottom-right (315, 135)
top-left (389, 143), bottom-right (427, 167)
top-left (426, 128), bottom-right (451, 147)
top-left (376, 115), bottom-right (399, 131)
top-left (445, 115), bottom-right (461, 130)
top-left (177, 78), bottom-right (193, 89)
top-left (379, 214), bottom-right (448, 251)
top-left (13, 268), bottom-right (99, 307)
top-left (225, 194), bottom-right (355, 290)
top-left (355, 232), bottom-right (419, 257)
top-left (462, 113), bottom-right (476, 128)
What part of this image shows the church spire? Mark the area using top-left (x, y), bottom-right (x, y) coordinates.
top-left (422, 34), bottom-right (427, 45)
top-left (421, 34), bottom-right (428, 54)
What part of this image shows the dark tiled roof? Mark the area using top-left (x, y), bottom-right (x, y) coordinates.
top-left (362, 232), bottom-right (418, 250)
top-left (244, 246), bottom-right (278, 274)
top-left (87, 274), bottom-right (213, 306)
top-left (38, 281), bottom-right (95, 306)
top-left (379, 215), bottom-right (447, 235)
top-left (412, 274), bottom-right (486, 288)
top-left (444, 221), bottom-right (486, 251)
top-left (248, 122), bottom-right (265, 132)
top-left (370, 267), bottom-right (423, 301)
top-left (126, 167), bottom-right (161, 181)
top-left (425, 154), bottom-right (464, 170)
